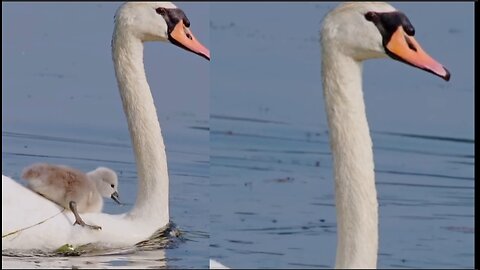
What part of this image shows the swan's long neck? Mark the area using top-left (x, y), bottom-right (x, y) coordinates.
top-left (112, 28), bottom-right (169, 224)
top-left (321, 49), bottom-right (378, 268)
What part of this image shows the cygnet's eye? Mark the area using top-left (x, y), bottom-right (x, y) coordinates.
top-left (111, 184), bottom-right (115, 188)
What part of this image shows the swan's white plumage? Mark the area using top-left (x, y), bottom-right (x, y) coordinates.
top-left (2, 1), bottom-right (208, 250)
top-left (320, 3), bottom-right (401, 268)
top-left (2, 175), bottom-right (72, 250)
top-left (112, 2), bottom-right (171, 224)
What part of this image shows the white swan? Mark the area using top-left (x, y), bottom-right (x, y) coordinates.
top-left (210, 2), bottom-right (449, 269)
top-left (2, 1), bottom-right (209, 250)
top-left (322, 2), bottom-right (448, 268)
top-left (22, 163), bottom-right (120, 230)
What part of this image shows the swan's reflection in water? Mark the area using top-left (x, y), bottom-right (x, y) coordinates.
top-left (2, 223), bottom-right (185, 268)
top-left (2, 249), bottom-right (167, 269)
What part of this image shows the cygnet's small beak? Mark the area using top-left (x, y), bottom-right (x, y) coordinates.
top-left (111, 191), bottom-right (121, 205)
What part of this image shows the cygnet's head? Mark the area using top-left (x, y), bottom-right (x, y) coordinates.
top-left (321, 2), bottom-right (449, 80)
top-left (88, 167), bottom-right (121, 204)
top-left (114, 1), bottom-right (210, 60)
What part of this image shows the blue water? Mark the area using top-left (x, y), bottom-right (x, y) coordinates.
top-left (2, 2), bottom-right (474, 269)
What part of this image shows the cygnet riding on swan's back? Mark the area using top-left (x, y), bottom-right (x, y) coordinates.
top-left (22, 164), bottom-right (121, 230)
top-left (210, 2), bottom-right (449, 269)
top-left (2, 2), bottom-right (209, 250)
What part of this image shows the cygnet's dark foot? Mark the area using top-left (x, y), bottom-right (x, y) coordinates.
top-left (73, 219), bottom-right (102, 230)
top-left (69, 201), bottom-right (102, 230)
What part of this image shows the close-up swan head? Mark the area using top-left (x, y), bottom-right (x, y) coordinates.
top-left (114, 1), bottom-right (210, 60)
top-left (321, 2), bottom-right (449, 81)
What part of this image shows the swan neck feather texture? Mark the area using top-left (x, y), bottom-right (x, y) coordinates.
top-left (321, 48), bottom-right (378, 268)
top-left (112, 27), bottom-right (169, 224)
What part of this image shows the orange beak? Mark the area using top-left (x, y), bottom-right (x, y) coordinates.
top-left (169, 21), bottom-right (210, 61)
top-left (386, 26), bottom-right (450, 81)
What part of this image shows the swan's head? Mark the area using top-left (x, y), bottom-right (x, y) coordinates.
top-left (114, 2), bottom-right (210, 60)
top-left (321, 2), bottom-right (449, 81)
top-left (88, 167), bottom-right (121, 205)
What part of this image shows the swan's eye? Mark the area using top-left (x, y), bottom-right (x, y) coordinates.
top-left (364, 11), bottom-right (378, 22)
top-left (156, 7), bottom-right (166, 15)
top-left (111, 184), bottom-right (115, 188)
top-left (403, 25), bottom-right (415, 36)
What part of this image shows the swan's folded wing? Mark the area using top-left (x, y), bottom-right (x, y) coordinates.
top-left (2, 175), bottom-right (73, 250)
